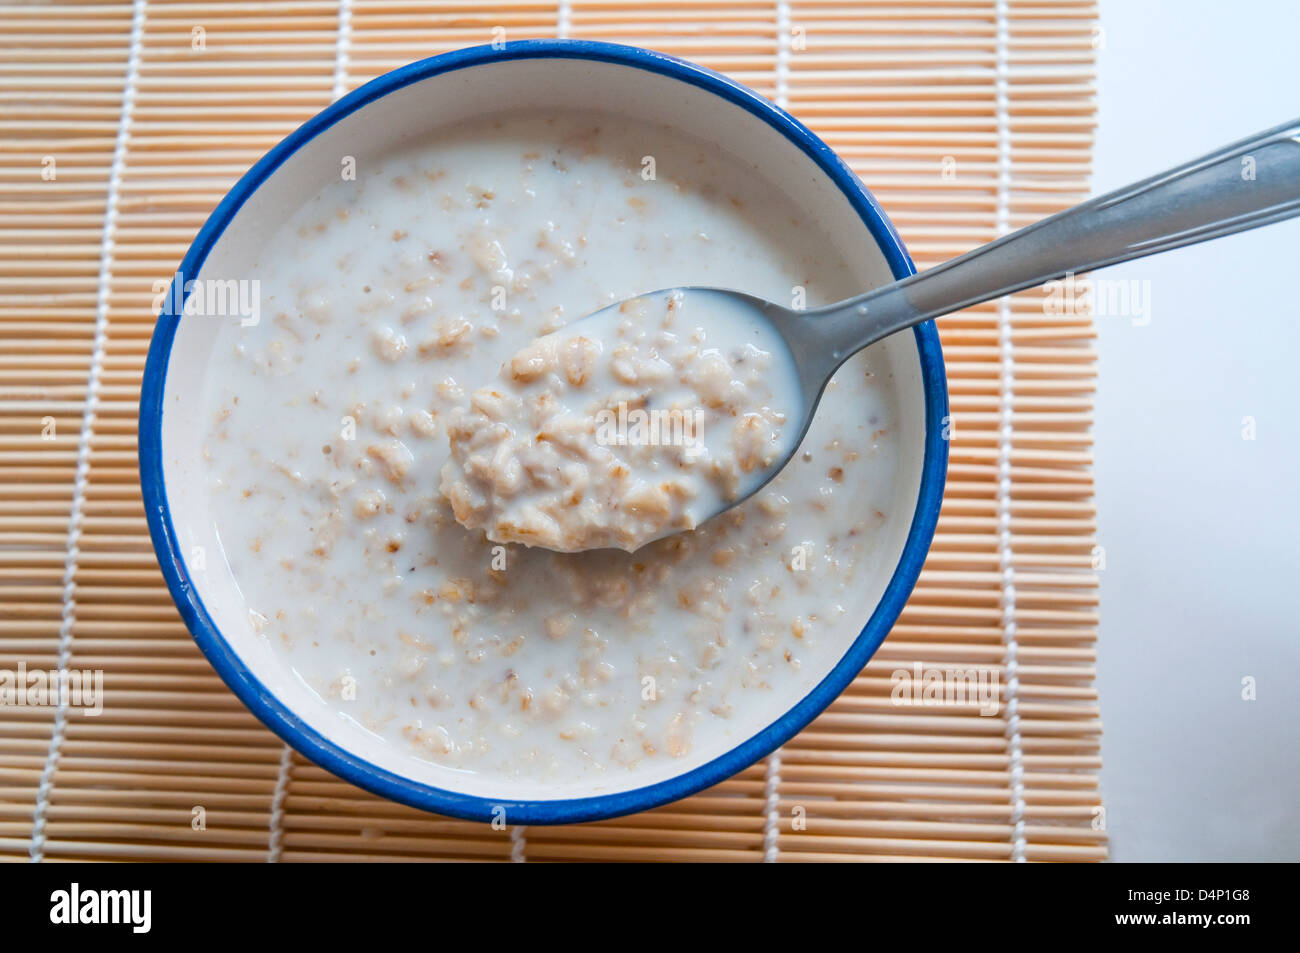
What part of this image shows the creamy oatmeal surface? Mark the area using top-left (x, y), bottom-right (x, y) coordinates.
top-left (440, 288), bottom-right (803, 553)
top-left (201, 111), bottom-right (900, 781)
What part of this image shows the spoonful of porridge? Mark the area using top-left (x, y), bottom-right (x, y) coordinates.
top-left (441, 118), bottom-right (1300, 552)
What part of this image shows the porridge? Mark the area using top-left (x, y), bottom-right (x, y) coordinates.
top-left (440, 288), bottom-right (804, 553)
top-left (200, 111), bottom-right (901, 781)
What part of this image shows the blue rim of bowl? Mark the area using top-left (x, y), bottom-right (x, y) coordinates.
top-left (139, 39), bottom-right (949, 826)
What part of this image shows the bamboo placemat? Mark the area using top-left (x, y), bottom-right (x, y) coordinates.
top-left (0, 0), bottom-right (1103, 862)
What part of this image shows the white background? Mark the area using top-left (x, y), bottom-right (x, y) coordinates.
top-left (1094, 0), bottom-right (1300, 860)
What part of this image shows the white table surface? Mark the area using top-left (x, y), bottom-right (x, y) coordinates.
top-left (1094, 0), bottom-right (1300, 861)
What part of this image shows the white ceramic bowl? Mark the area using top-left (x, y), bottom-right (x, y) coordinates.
top-left (140, 40), bottom-right (948, 824)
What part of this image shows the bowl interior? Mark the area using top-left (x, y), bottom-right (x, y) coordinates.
top-left (150, 49), bottom-right (937, 817)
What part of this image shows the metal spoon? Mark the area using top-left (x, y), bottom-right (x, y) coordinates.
top-left (580, 116), bottom-right (1300, 537)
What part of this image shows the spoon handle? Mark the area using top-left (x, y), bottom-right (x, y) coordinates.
top-left (807, 117), bottom-right (1300, 367)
